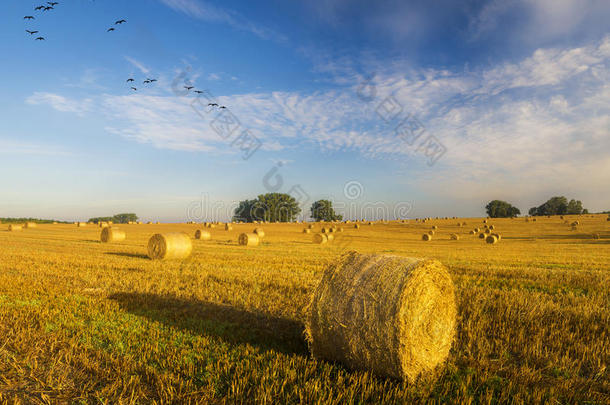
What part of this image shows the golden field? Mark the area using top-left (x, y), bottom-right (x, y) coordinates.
top-left (0, 216), bottom-right (609, 404)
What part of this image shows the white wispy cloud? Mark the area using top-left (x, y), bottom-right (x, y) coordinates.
top-left (0, 140), bottom-right (71, 156)
top-left (125, 56), bottom-right (151, 75)
top-left (158, 0), bottom-right (288, 42)
top-left (25, 92), bottom-right (92, 115)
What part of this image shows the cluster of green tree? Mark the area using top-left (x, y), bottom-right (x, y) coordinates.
top-left (528, 197), bottom-right (588, 216)
top-left (233, 194), bottom-right (301, 222)
top-left (310, 200), bottom-right (343, 222)
top-left (485, 200), bottom-right (521, 218)
top-left (0, 218), bottom-right (64, 224)
top-left (88, 213), bottom-right (139, 224)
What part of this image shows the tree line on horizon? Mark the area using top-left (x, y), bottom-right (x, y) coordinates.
top-left (486, 196), bottom-right (589, 218)
top-left (88, 213), bottom-right (139, 224)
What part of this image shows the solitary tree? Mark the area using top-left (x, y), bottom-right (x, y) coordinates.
top-left (485, 200), bottom-right (521, 218)
top-left (310, 200), bottom-right (343, 222)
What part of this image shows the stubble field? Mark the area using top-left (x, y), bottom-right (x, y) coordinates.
top-left (1, 215), bottom-right (608, 404)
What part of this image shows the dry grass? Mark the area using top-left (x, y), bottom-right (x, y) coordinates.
top-left (0, 215), bottom-right (609, 404)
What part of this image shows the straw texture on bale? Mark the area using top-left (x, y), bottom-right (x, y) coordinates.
top-left (194, 229), bottom-right (211, 240)
top-left (100, 227), bottom-right (126, 243)
top-left (354, 224), bottom-right (360, 229)
top-left (303, 228), bottom-right (311, 234)
top-left (239, 233), bottom-right (260, 246)
top-left (321, 227), bottom-right (329, 234)
top-left (253, 228), bottom-right (265, 238)
top-left (450, 234), bottom-right (459, 240)
top-left (306, 252), bottom-right (456, 382)
top-left (147, 233), bottom-right (192, 260)
top-left (486, 235), bottom-right (499, 244)
top-left (489, 225), bottom-right (495, 230)
top-left (432, 225), bottom-right (438, 230)
top-left (469, 230), bottom-right (476, 235)
top-left (9, 224), bottom-right (22, 231)
top-left (225, 224), bottom-right (233, 231)
top-left (77, 222), bottom-right (86, 227)
top-left (24, 222), bottom-right (37, 229)
top-left (422, 233), bottom-right (432, 241)
top-left (491, 233), bottom-right (502, 241)
top-left (326, 234), bottom-right (335, 242)
top-left (313, 233), bottom-right (328, 244)
top-left (479, 233), bottom-right (487, 239)
top-left (308, 224), bottom-right (314, 229)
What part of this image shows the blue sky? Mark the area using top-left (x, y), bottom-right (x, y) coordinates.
top-left (1, 0), bottom-right (609, 221)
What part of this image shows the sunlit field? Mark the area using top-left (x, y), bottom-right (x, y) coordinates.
top-left (1, 216), bottom-right (608, 404)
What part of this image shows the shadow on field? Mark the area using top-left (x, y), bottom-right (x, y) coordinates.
top-left (105, 252), bottom-right (149, 259)
top-left (108, 292), bottom-right (308, 356)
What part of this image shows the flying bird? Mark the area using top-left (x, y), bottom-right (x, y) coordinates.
top-left (47, 2), bottom-right (59, 5)
top-left (35, 6), bottom-right (45, 10)
top-left (107, 27), bottom-right (115, 32)
top-left (207, 103), bottom-right (218, 107)
top-left (143, 80), bottom-right (151, 84)
top-left (24, 16), bottom-right (35, 20)
top-left (126, 78), bottom-right (134, 82)
top-left (219, 106), bottom-right (227, 109)
top-left (43, 6), bottom-right (54, 11)
top-left (131, 87), bottom-right (137, 91)
top-left (147, 79), bottom-right (157, 82)
top-left (184, 86), bottom-right (194, 91)
top-left (35, 37), bottom-right (45, 40)
top-left (26, 30), bottom-right (39, 35)
top-left (194, 90), bottom-right (204, 94)
top-left (115, 20), bottom-right (126, 25)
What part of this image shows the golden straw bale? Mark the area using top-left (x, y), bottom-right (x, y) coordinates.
top-left (428, 230), bottom-right (435, 235)
top-left (479, 233), bottom-right (487, 239)
top-left (313, 233), bottom-right (328, 244)
top-left (486, 235), bottom-right (499, 244)
top-left (303, 228), bottom-right (311, 234)
top-left (450, 234), bottom-right (459, 240)
top-left (100, 227), bottom-right (126, 243)
top-left (308, 224), bottom-right (314, 229)
top-left (422, 233), bottom-right (432, 241)
top-left (194, 229), bottom-right (211, 240)
top-left (326, 234), bottom-right (335, 242)
top-left (306, 252), bottom-right (456, 382)
top-left (489, 225), bottom-right (495, 230)
top-left (469, 230), bottom-right (476, 235)
top-left (491, 233), bottom-right (502, 241)
top-left (225, 224), bottom-right (233, 231)
top-left (432, 225), bottom-right (438, 230)
top-left (9, 224), bottom-right (22, 231)
top-left (24, 222), bottom-right (37, 229)
top-left (253, 228), bottom-right (265, 238)
top-left (321, 227), bottom-right (328, 234)
top-left (147, 233), bottom-right (192, 260)
top-left (354, 224), bottom-right (360, 229)
top-left (238, 233), bottom-right (260, 246)
top-left (474, 228), bottom-right (480, 232)
top-left (338, 227), bottom-right (344, 232)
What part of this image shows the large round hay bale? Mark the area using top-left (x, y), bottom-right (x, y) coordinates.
top-left (225, 224), bottom-right (233, 231)
top-left (354, 224), bottom-right (360, 229)
top-left (99, 222), bottom-right (109, 228)
top-left (450, 234), bottom-right (459, 240)
top-left (194, 229), bottom-right (211, 240)
top-left (422, 233), bottom-right (432, 241)
top-left (24, 222), bottom-right (37, 229)
top-left (253, 228), bottom-right (265, 238)
top-left (469, 230), bottom-right (476, 235)
top-left (306, 252), bottom-right (456, 382)
top-left (238, 233), bottom-right (259, 246)
top-left (473, 228), bottom-right (480, 232)
top-left (428, 230), bottom-right (435, 236)
top-left (8, 224), bottom-right (22, 231)
top-left (321, 227), bottom-right (329, 234)
top-left (313, 233), bottom-right (328, 244)
top-left (100, 227), bottom-right (126, 243)
top-left (486, 235), bottom-right (499, 244)
top-left (338, 227), bottom-right (344, 232)
top-left (326, 234), bottom-right (335, 242)
top-left (303, 228), bottom-right (311, 234)
top-left (308, 224), bottom-right (314, 229)
top-left (478, 233), bottom-right (487, 239)
top-left (76, 222), bottom-right (86, 227)
top-left (491, 233), bottom-right (502, 241)
top-left (147, 233), bottom-right (192, 260)
top-left (432, 225), bottom-right (438, 230)
top-left (489, 225), bottom-right (495, 230)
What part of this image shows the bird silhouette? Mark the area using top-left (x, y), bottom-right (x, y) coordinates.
top-left (147, 79), bottom-right (157, 82)
top-left (184, 86), bottom-right (194, 91)
top-left (115, 20), bottom-right (126, 25)
top-left (194, 90), bottom-right (204, 94)
top-left (143, 80), bottom-right (151, 84)
top-left (219, 106), bottom-right (227, 109)
top-left (126, 78), bottom-right (134, 82)
top-left (35, 37), bottom-right (45, 40)
top-left (24, 16), bottom-right (35, 20)
top-left (131, 87), bottom-right (137, 91)
top-left (35, 6), bottom-right (45, 10)
top-left (207, 103), bottom-right (218, 107)
top-left (26, 30), bottom-right (39, 35)
top-left (107, 27), bottom-right (115, 32)
top-left (43, 6), bottom-right (53, 11)
top-left (48, 2), bottom-right (59, 5)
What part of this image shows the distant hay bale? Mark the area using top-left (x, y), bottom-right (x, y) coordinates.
top-left (525, 218), bottom-right (530, 222)
top-left (208, 224), bottom-right (216, 229)
top-left (432, 225), bottom-right (438, 230)
top-left (338, 227), bottom-right (344, 232)
top-left (491, 233), bottom-right (502, 241)
top-left (428, 230), bottom-right (435, 235)
top-left (479, 233), bottom-right (487, 239)
top-left (225, 224), bottom-right (233, 231)
top-left (147, 233), bottom-right (192, 260)
top-left (313, 233), bottom-right (328, 244)
top-left (306, 252), bottom-right (456, 382)
top-left (592, 233), bottom-right (600, 240)
top-left (532, 218), bottom-right (537, 222)
top-left (457, 223), bottom-right (462, 227)
top-left (450, 234), bottom-right (459, 240)
top-left (100, 227), bottom-right (126, 243)
top-left (238, 233), bottom-right (260, 246)
top-left (486, 235), bottom-right (499, 244)
top-left (422, 233), bottom-right (432, 241)
top-left (194, 229), bottom-right (211, 240)
top-left (321, 227), bottom-right (328, 234)
top-left (253, 228), bottom-right (265, 238)
top-left (560, 216), bottom-right (564, 220)
top-left (571, 221), bottom-right (580, 226)
top-left (99, 222), bottom-right (109, 228)
top-left (308, 224), bottom-right (314, 229)
top-left (489, 225), bottom-right (495, 230)
top-left (354, 224), bottom-right (360, 229)
top-left (469, 230), bottom-right (476, 235)
top-left (328, 227), bottom-right (336, 233)
top-left (76, 222), bottom-right (86, 227)
top-left (326, 234), bottom-right (335, 242)
top-left (24, 222), bottom-right (37, 229)
top-left (483, 220), bottom-right (488, 223)
top-left (303, 228), bottom-right (311, 234)
top-left (474, 228), bottom-right (480, 232)
top-left (8, 224), bottom-right (22, 231)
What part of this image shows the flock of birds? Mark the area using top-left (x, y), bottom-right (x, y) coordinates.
top-left (22, 1), bottom-right (230, 108)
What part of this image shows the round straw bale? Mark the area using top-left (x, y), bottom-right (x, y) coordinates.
top-left (308, 224), bottom-right (314, 229)
top-left (194, 229), bottom-right (211, 240)
top-left (225, 224), bottom-right (233, 231)
top-left (469, 230), bottom-right (476, 235)
top-left (486, 235), bottom-right (498, 244)
top-left (313, 233), bottom-right (328, 244)
top-left (326, 234), bottom-right (335, 242)
top-left (491, 233), bottom-right (502, 241)
top-left (532, 218), bottom-right (537, 222)
top-left (24, 222), bottom-right (37, 229)
top-left (100, 227), bottom-right (126, 243)
top-left (479, 233), bottom-right (487, 239)
top-left (457, 223), bottom-right (462, 227)
top-left (428, 230), bottom-right (435, 235)
top-left (329, 227), bottom-right (336, 233)
top-left (147, 233), bottom-right (192, 260)
top-left (208, 223), bottom-right (216, 229)
top-left (238, 233), bottom-right (259, 246)
top-left (306, 251), bottom-right (456, 382)
top-left (253, 228), bottom-right (265, 238)
top-left (450, 234), bottom-right (459, 240)
top-left (483, 219), bottom-right (488, 223)
top-left (321, 227), bottom-right (328, 234)
top-left (303, 228), bottom-right (311, 234)
top-left (76, 222), bottom-right (86, 227)
top-left (338, 227), bottom-right (344, 232)
top-left (474, 228), bottom-right (480, 232)
top-left (462, 222), bottom-right (467, 226)
top-left (432, 225), bottom-right (438, 230)
top-left (8, 224), bottom-right (22, 231)
top-left (354, 224), bottom-right (360, 229)
top-left (422, 233), bottom-right (432, 241)
top-left (489, 225), bottom-right (495, 230)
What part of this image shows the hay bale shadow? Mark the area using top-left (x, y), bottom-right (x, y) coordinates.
top-left (104, 252), bottom-right (149, 259)
top-left (108, 292), bottom-right (308, 356)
